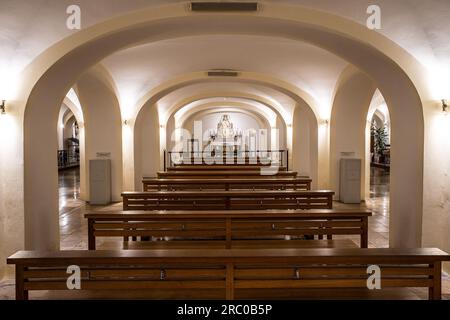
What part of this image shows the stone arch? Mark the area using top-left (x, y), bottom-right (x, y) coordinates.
top-left (133, 103), bottom-right (160, 190)
top-left (372, 111), bottom-right (385, 128)
top-left (330, 66), bottom-right (377, 201)
top-left (292, 101), bottom-right (319, 188)
top-left (177, 102), bottom-right (274, 155)
top-left (178, 103), bottom-right (271, 131)
top-left (163, 91), bottom-right (290, 126)
top-left (131, 73), bottom-right (321, 189)
top-left (75, 66), bottom-right (123, 202)
top-left (17, 4), bottom-right (426, 251)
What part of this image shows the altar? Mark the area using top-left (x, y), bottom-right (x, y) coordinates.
top-left (207, 115), bottom-right (244, 156)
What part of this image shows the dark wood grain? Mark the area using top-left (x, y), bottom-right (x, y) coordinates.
top-left (122, 190), bottom-right (335, 211)
top-left (7, 248), bottom-right (450, 300)
top-left (85, 209), bottom-right (370, 250)
top-left (142, 177), bottom-right (312, 191)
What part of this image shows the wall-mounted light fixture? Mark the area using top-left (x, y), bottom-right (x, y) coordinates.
top-left (442, 99), bottom-right (448, 112)
top-left (0, 100), bottom-right (6, 115)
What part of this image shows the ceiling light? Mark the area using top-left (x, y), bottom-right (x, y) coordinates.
top-left (442, 99), bottom-right (448, 112)
top-left (0, 100), bottom-right (5, 115)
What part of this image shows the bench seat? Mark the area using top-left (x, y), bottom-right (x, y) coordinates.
top-left (122, 190), bottom-right (335, 211)
top-left (142, 177), bottom-right (312, 191)
top-left (86, 209), bottom-right (370, 250)
top-left (123, 239), bottom-right (358, 250)
top-left (8, 248), bottom-right (450, 300)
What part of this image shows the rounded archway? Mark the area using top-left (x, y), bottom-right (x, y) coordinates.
top-left (19, 4), bottom-right (426, 251)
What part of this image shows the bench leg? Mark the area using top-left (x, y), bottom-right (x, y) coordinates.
top-left (226, 264), bottom-right (234, 300)
top-left (88, 219), bottom-right (96, 250)
top-left (326, 219), bottom-right (332, 240)
top-left (225, 218), bottom-right (232, 249)
top-left (361, 217), bottom-right (369, 248)
top-left (430, 262), bottom-right (442, 300)
top-left (15, 265), bottom-right (28, 300)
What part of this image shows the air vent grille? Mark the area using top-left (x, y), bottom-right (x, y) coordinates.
top-left (191, 2), bottom-right (258, 12)
top-left (207, 70), bottom-right (240, 77)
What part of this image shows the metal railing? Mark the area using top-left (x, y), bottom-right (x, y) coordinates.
top-left (58, 148), bottom-right (80, 169)
top-left (165, 149), bottom-right (288, 170)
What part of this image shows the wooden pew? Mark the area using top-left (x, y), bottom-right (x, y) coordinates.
top-left (8, 248), bottom-right (450, 300)
top-left (169, 155), bottom-right (278, 166)
top-left (156, 170), bottom-right (299, 179)
top-left (142, 177), bottom-right (312, 191)
top-left (122, 190), bottom-right (335, 211)
top-left (167, 165), bottom-right (288, 171)
top-left (85, 209), bottom-right (371, 250)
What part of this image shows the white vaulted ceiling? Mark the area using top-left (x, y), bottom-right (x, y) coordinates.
top-left (154, 82), bottom-right (297, 124)
top-left (1, 0), bottom-right (450, 116)
top-left (102, 35), bottom-right (348, 111)
top-left (2, 0), bottom-right (449, 71)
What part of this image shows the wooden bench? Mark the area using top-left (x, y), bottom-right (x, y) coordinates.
top-left (122, 190), bottom-right (334, 211)
top-left (8, 248), bottom-right (449, 300)
top-left (122, 239), bottom-right (358, 250)
top-left (156, 170), bottom-right (299, 179)
top-left (169, 155), bottom-right (279, 166)
top-left (167, 165), bottom-right (288, 171)
top-left (85, 209), bottom-right (371, 250)
top-left (142, 177), bottom-right (312, 191)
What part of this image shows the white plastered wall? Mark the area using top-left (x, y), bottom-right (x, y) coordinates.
top-left (292, 101), bottom-right (319, 188)
top-left (0, 3), bottom-right (444, 276)
top-left (134, 103), bottom-right (160, 190)
top-left (75, 69), bottom-right (123, 202)
top-left (330, 67), bottom-right (376, 200)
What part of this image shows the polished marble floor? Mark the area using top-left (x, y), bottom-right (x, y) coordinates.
top-left (1, 167), bottom-right (449, 299)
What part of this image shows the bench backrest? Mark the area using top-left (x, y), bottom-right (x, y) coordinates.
top-left (85, 209), bottom-right (371, 250)
top-left (156, 170), bottom-right (298, 179)
top-left (121, 190), bottom-right (334, 211)
top-left (142, 178), bottom-right (312, 191)
top-left (167, 165), bottom-right (287, 171)
top-left (8, 248), bottom-right (449, 300)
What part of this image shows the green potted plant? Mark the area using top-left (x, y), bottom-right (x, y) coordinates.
top-left (371, 124), bottom-right (388, 164)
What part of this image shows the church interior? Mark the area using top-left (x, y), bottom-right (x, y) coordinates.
top-left (1, 0), bottom-right (450, 301)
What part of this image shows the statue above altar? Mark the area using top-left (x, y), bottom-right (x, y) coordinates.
top-left (208, 114), bottom-right (243, 152)
top-left (217, 114), bottom-right (235, 140)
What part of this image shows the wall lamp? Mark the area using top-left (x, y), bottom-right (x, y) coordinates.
top-left (0, 100), bottom-right (5, 115)
top-left (442, 99), bottom-right (448, 112)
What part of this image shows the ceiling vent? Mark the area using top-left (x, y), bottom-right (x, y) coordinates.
top-left (207, 70), bottom-right (240, 77)
top-left (191, 2), bottom-right (258, 12)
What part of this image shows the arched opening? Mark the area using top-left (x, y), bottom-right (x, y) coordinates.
top-left (365, 93), bottom-right (392, 246)
top-left (17, 5), bottom-right (425, 252)
top-left (55, 90), bottom-right (86, 250)
top-left (132, 78), bottom-right (318, 189)
top-left (57, 105), bottom-right (81, 207)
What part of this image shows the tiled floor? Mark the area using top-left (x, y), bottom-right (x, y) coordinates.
top-left (1, 167), bottom-right (449, 299)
